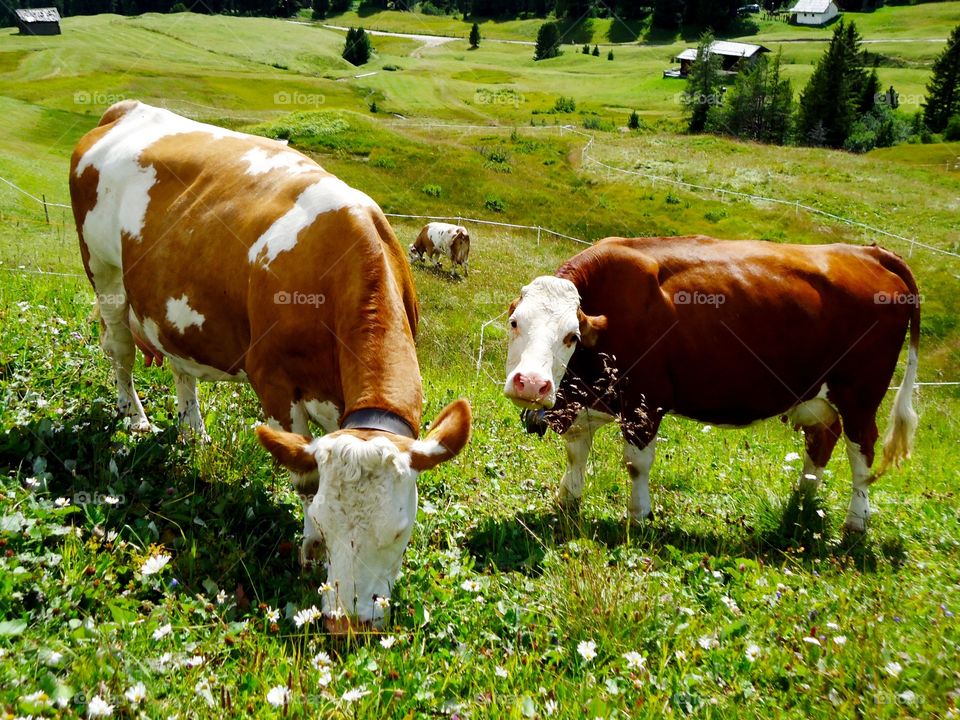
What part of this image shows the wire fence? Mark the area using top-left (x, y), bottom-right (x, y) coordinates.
top-left (2, 124), bottom-right (959, 391)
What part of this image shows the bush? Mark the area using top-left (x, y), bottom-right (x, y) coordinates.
top-left (582, 44), bottom-right (590, 55)
top-left (592, 45), bottom-right (600, 57)
top-left (368, 100), bottom-right (378, 113)
top-left (484, 195), bottom-right (505, 212)
top-left (945, 114), bottom-right (960, 141)
top-left (628, 110), bottom-right (641, 130)
top-left (421, 184), bottom-right (441, 198)
top-left (843, 103), bottom-right (913, 153)
top-left (607, 49), bottom-right (614, 61)
top-left (553, 96), bottom-right (576, 113)
top-left (170, 2), bottom-right (187, 10)
top-left (582, 116), bottom-right (615, 131)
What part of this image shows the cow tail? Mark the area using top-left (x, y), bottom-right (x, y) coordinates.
top-left (876, 253), bottom-right (920, 476)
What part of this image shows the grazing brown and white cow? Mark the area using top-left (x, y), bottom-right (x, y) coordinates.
top-left (71, 100), bottom-right (471, 632)
top-left (504, 236), bottom-right (919, 533)
top-left (409, 222), bottom-right (470, 276)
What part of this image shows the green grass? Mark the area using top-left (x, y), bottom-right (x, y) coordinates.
top-left (2, 7), bottom-right (960, 719)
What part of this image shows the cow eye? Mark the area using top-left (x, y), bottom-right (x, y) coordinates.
top-left (509, 318), bottom-right (518, 329)
top-left (564, 332), bottom-right (581, 346)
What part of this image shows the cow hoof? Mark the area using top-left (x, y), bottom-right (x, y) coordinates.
top-left (630, 510), bottom-right (655, 525)
top-left (556, 491), bottom-right (582, 516)
top-left (299, 538), bottom-right (325, 568)
top-left (127, 418), bottom-right (156, 434)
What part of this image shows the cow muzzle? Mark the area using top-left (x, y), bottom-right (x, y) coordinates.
top-left (505, 371), bottom-right (554, 407)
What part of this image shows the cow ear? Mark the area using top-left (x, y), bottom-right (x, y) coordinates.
top-left (578, 309), bottom-right (607, 348)
top-left (410, 399), bottom-right (472, 471)
top-left (256, 426), bottom-right (317, 474)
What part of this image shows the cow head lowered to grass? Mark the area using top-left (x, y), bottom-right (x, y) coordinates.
top-left (257, 400), bottom-right (470, 632)
top-left (504, 236), bottom-right (919, 534)
top-left (69, 100), bottom-right (472, 633)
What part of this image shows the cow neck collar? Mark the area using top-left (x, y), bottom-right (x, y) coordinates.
top-left (341, 408), bottom-right (417, 439)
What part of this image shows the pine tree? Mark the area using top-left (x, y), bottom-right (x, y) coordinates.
top-left (607, 49), bottom-right (613, 61)
top-left (923, 23), bottom-right (960, 132)
top-left (797, 20), bottom-right (868, 148)
top-left (469, 22), bottom-right (481, 49)
top-left (682, 32), bottom-right (722, 134)
top-left (717, 51), bottom-right (793, 144)
top-left (343, 26), bottom-right (372, 66)
top-left (628, 110), bottom-right (641, 129)
top-left (534, 22), bottom-right (561, 61)
top-left (591, 44), bottom-right (600, 57)
top-left (651, 0), bottom-right (684, 31)
top-left (582, 43), bottom-right (590, 54)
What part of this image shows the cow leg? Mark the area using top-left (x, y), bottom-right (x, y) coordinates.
top-left (837, 411), bottom-right (880, 533)
top-left (558, 410), bottom-right (613, 509)
top-left (623, 437), bottom-right (656, 522)
top-left (170, 362), bottom-right (208, 441)
top-left (92, 268), bottom-right (151, 433)
top-left (254, 382), bottom-right (323, 566)
top-left (798, 418), bottom-right (842, 493)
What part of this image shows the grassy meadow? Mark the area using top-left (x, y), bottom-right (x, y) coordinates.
top-left (2, 4), bottom-right (960, 718)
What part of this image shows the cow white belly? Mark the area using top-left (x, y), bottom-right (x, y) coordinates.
top-left (138, 316), bottom-right (247, 382)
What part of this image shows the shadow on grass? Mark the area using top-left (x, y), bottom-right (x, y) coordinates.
top-left (466, 487), bottom-right (906, 575)
top-left (410, 260), bottom-right (466, 283)
top-left (0, 400), bottom-right (305, 606)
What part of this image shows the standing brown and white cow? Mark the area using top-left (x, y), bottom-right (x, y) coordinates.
top-left (504, 236), bottom-right (919, 533)
top-left (409, 222), bottom-right (470, 276)
top-left (71, 100), bottom-right (471, 632)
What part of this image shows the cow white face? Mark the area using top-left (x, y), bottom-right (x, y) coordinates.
top-left (257, 399), bottom-right (471, 634)
top-left (504, 276), bottom-right (606, 409)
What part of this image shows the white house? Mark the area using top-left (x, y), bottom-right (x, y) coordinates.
top-left (788, 0), bottom-right (840, 26)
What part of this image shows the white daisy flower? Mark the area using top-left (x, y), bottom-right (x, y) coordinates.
top-left (461, 579), bottom-right (481, 593)
top-left (265, 607), bottom-right (280, 623)
top-left (622, 651), bottom-right (645, 670)
top-left (380, 635), bottom-right (397, 649)
top-left (294, 606), bottom-right (321, 628)
top-left (266, 685), bottom-right (289, 708)
top-left (884, 661), bottom-right (902, 677)
top-left (317, 668), bottom-right (333, 687)
top-left (833, 635), bottom-right (847, 646)
top-left (140, 554), bottom-right (171, 576)
top-left (745, 644), bottom-right (761, 662)
top-left (494, 666), bottom-right (508, 678)
top-left (577, 640), bottom-right (597, 662)
top-left (374, 597), bottom-right (390, 610)
top-left (341, 686), bottom-right (370, 703)
top-left (87, 695), bottom-right (114, 717)
top-left (803, 637), bottom-right (821, 647)
top-left (311, 651), bottom-right (332, 669)
top-left (152, 623), bottom-right (172, 641)
top-left (124, 682), bottom-right (146, 704)
top-left (54, 497), bottom-right (70, 507)
top-left (784, 452), bottom-right (801, 463)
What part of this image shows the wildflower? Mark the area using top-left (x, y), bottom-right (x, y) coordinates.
top-left (745, 644), bottom-right (761, 662)
top-left (194, 679), bottom-right (214, 707)
top-left (87, 695), bottom-right (114, 718)
top-left (152, 623), bottom-right (172, 641)
top-left (54, 497), bottom-right (70, 507)
top-left (265, 607), bottom-right (280, 623)
top-left (184, 655), bottom-right (204, 668)
top-left (461, 579), bottom-right (481, 593)
top-left (701, 425), bottom-right (712, 433)
top-left (341, 686), bottom-right (371, 703)
top-left (674, 650), bottom-right (687, 662)
top-left (141, 554), bottom-right (171, 576)
top-left (319, 582), bottom-right (334, 594)
top-left (720, 595), bottom-right (741, 615)
top-left (317, 668), bottom-right (333, 687)
top-left (215, 589), bottom-right (227, 605)
top-left (311, 651), bottom-right (332, 669)
top-left (327, 607), bottom-right (345, 621)
top-left (266, 685), bottom-right (289, 708)
top-left (833, 635), bottom-right (847, 646)
top-left (24, 476), bottom-right (40, 489)
top-left (897, 690), bottom-right (917, 705)
top-left (23, 690), bottom-right (51, 706)
top-left (577, 640), bottom-right (597, 662)
top-left (784, 452), bottom-right (801, 463)
top-left (104, 495), bottom-right (120, 505)
top-left (622, 651), bottom-right (645, 670)
top-left (884, 661), bottom-right (902, 677)
top-left (545, 698), bottom-right (558, 715)
top-left (803, 637), bottom-right (821, 647)
top-left (816, 509), bottom-right (826, 518)
top-left (380, 635), bottom-right (397, 649)
top-left (494, 666), bottom-right (508, 678)
top-left (374, 597), bottom-right (390, 610)
top-left (125, 682), bottom-right (146, 704)
top-left (294, 606), bottom-right (322, 628)
top-left (698, 636), bottom-right (717, 650)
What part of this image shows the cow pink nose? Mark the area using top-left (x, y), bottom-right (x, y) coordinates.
top-left (512, 373), bottom-right (552, 400)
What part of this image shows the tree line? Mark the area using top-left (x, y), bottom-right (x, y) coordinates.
top-left (682, 20), bottom-right (960, 152)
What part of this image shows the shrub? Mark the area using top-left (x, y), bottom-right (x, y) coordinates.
top-left (607, 49), bottom-right (614, 61)
top-left (484, 195), bottom-right (505, 212)
top-left (469, 22), bottom-right (480, 49)
top-left (170, 2), bottom-right (187, 10)
top-left (582, 116), bottom-right (615, 131)
top-left (421, 184), bottom-right (441, 198)
top-left (592, 45), bottom-right (600, 57)
top-left (628, 110), bottom-right (641, 130)
top-left (945, 114), bottom-right (960, 141)
top-left (582, 44), bottom-right (590, 55)
top-left (553, 96), bottom-right (576, 113)
top-left (368, 100), bottom-right (378, 113)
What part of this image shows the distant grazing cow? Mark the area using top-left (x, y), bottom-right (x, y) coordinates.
top-left (70, 100), bottom-right (471, 633)
top-left (504, 236), bottom-right (919, 533)
top-left (409, 222), bottom-right (470, 276)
